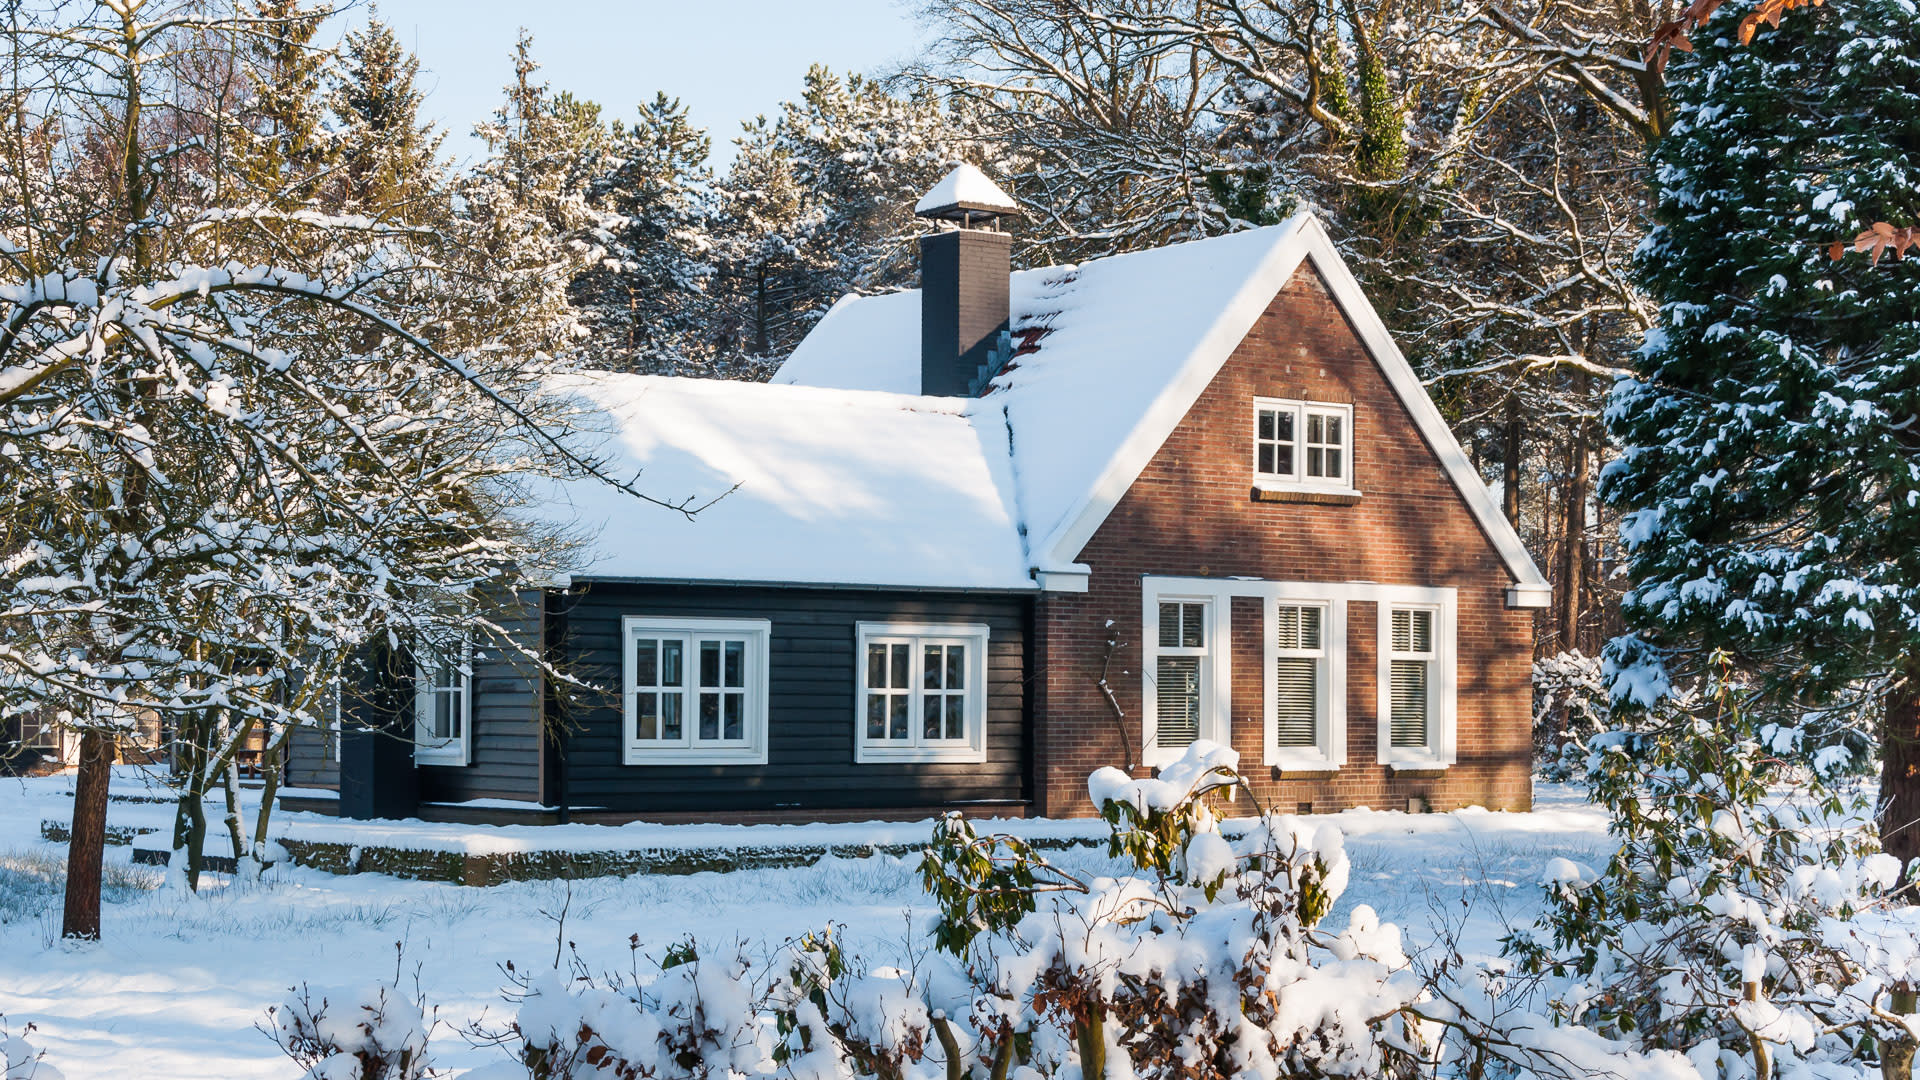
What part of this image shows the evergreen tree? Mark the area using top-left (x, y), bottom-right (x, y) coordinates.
top-left (1600, 1), bottom-right (1920, 859)
top-left (330, 10), bottom-right (443, 217)
top-left (231, 0), bottom-right (335, 206)
top-left (569, 93), bottom-right (718, 374)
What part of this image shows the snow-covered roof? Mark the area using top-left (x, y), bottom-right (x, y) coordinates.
top-left (539, 214), bottom-right (1548, 598)
top-left (914, 164), bottom-right (1019, 217)
top-left (533, 375), bottom-right (1033, 590)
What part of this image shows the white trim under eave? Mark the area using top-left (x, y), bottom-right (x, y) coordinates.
top-left (1034, 566), bottom-right (1091, 592)
top-left (1029, 213), bottom-right (1552, 604)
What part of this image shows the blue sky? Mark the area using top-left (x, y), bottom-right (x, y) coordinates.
top-left (340, 0), bottom-right (933, 170)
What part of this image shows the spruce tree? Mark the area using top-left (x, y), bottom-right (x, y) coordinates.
top-left (232, 0), bottom-right (335, 206)
top-left (331, 11), bottom-right (444, 217)
top-left (1601, 0), bottom-right (1920, 860)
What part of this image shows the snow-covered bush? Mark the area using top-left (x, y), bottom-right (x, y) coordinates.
top-left (1, 1018), bottom-right (62, 1080)
top-left (1533, 651), bottom-right (1613, 781)
top-left (1508, 670), bottom-right (1920, 1080)
top-left (268, 980), bottom-right (433, 1080)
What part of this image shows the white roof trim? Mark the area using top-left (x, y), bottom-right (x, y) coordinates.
top-left (1032, 215), bottom-right (1551, 596)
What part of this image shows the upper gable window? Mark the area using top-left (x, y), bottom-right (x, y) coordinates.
top-left (1254, 399), bottom-right (1355, 492)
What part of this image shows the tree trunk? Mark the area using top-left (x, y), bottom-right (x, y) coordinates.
top-left (1503, 396), bottom-right (1522, 527)
top-left (1880, 674), bottom-right (1920, 877)
top-left (1883, 985), bottom-right (1917, 1080)
top-left (62, 728), bottom-right (114, 940)
top-left (1559, 428), bottom-right (1590, 654)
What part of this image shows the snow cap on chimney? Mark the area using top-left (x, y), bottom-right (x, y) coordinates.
top-left (915, 164), bottom-right (1019, 225)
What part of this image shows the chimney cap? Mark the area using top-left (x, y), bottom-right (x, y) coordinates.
top-left (915, 164), bottom-right (1020, 223)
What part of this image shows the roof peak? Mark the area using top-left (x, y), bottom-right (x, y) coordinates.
top-left (915, 164), bottom-right (1019, 221)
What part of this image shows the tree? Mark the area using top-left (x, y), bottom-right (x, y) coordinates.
top-left (229, 0), bottom-right (337, 208)
top-left (330, 9), bottom-right (444, 218)
top-left (1600, 0), bottom-right (1920, 861)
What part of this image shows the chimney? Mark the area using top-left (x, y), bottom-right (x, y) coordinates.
top-left (915, 164), bottom-right (1018, 397)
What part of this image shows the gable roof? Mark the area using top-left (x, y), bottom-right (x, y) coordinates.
top-left (538, 214), bottom-right (1548, 601)
top-left (532, 375), bottom-right (1032, 590)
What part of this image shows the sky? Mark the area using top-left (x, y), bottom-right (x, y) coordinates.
top-left (336, 0), bottom-right (935, 171)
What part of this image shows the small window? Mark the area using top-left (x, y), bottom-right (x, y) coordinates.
top-left (1272, 604), bottom-right (1328, 751)
top-left (414, 634), bottom-right (471, 766)
top-left (855, 622), bottom-right (990, 764)
top-left (1253, 399), bottom-right (1355, 491)
top-left (19, 713), bottom-right (61, 751)
top-left (1387, 608), bottom-right (1435, 750)
top-left (1147, 598), bottom-right (1214, 760)
top-left (623, 617), bottom-right (771, 765)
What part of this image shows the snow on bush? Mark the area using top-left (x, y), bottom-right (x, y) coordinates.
top-left (1, 1018), bottom-right (62, 1080)
top-left (268, 978), bottom-right (433, 1080)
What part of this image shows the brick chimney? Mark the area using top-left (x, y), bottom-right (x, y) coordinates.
top-left (915, 165), bottom-right (1018, 397)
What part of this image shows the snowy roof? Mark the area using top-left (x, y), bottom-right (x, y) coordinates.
top-left (532, 375), bottom-right (1033, 590)
top-left (538, 214), bottom-right (1547, 597)
top-left (914, 164), bottom-right (1019, 218)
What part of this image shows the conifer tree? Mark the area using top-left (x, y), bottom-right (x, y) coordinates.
top-left (331, 10), bottom-right (443, 218)
top-left (231, 0), bottom-right (335, 207)
top-left (1600, 0), bottom-right (1920, 861)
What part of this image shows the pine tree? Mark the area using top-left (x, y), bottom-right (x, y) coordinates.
top-left (1600, 0), bottom-right (1920, 858)
top-left (569, 93), bottom-right (718, 374)
top-left (231, 0), bottom-right (335, 207)
top-left (331, 10), bottom-right (444, 218)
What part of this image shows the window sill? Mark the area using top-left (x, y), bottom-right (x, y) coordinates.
top-left (1385, 759), bottom-right (1449, 776)
top-left (1268, 759), bottom-right (1340, 778)
top-left (1251, 483), bottom-right (1362, 505)
top-left (856, 745), bottom-right (987, 765)
top-left (414, 751), bottom-right (468, 767)
top-left (623, 746), bottom-right (769, 767)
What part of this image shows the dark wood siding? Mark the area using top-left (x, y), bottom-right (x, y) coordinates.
top-left (556, 582), bottom-right (1033, 814)
top-left (286, 723), bottom-right (338, 790)
top-left (417, 588), bottom-right (547, 805)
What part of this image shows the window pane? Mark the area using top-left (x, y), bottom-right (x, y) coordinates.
top-left (867, 694), bottom-right (888, 740)
top-left (1156, 656), bottom-right (1201, 747)
top-left (889, 694), bottom-right (909, 740)
top-left (723, 693), bottom-right (743, 740)
top-left (1325, 415), bottom-right (1343, 445)
top-left (1307, 447), bottom-right (1325, 477)
top-left (449, 688), bottom-right (463, 738)
top-left (890, 644), bottom-right (909, 689)
top-left (634, 639), bottom-right (658, 687)
top-left (1180, 603), bottom-right (1205, 648)
top-left (1158, 603), bottom-right (1182, 648)
top-left (433, 693), bottom-right (452, 739)
top-left (1275, 606), bottom-right (1300, 650)
top-left (699, 691), bottom-right (719, 741)
top-left (1391, 609), bottom-right (1410, 653)
top-left (1391, 659), bottom-right (1429, 747)
top-left (1410, 610), bottom-right (1433, 653)
top-left (1274, 657), bottom-right (1318, 748)
top-left (1299, 606), bottom-right (1321, 651)
top-left (1324, 449), bottom-right (1342, 479)
top-left (1258, 409), bottom-right (1275, 440)
top-left (636, 692), bottom-right (658, 741)
top-left (946, 696), bottom-right (965, 740)
top-left (700, 640), bottom-right (720, 689)
top-left (1276, 411), bottom-right (1294, 441)
top-left (1273, 444), bottom-right (1292, 475)
top-left (1258, 445), bottom-right (1275, 475)
top-left (661, 640), bottom-right (683, 687)
top-left (924, 694), bottom-right (943, 739)
top-left (924, 644), bottom-right (943, 690)
top-left (724, 640), bottom-right (744, 688)
top-left (1307, 412), bottom-right (1324, 443)
top-left (946, 645), bottom-right (965, 690)
top-left (662, 692), bottom-right (682, 740)
top-left (868, 643), bottom-right (888, 689)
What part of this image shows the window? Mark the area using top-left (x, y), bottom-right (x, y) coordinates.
top-left (19, 713), bottom-right (61, 752)
top-left (1253, 399), bottom-right (1355, 491)
top-left (622, 617), bottom-right (770, 765)
top-left (855, 622), bottom-right (989, 764)
top-left (1377, 599), bottom-right (1455, 767)
top-left (1268, 603), bottom-right (1335, 765)
top-left (1145, 597), bottom-right (1224, 765)
top-left (414, 634), bottom-right (471, 766)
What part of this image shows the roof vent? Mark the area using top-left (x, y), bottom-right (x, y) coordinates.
top-left (916, 165), bottom-right (1017, 396)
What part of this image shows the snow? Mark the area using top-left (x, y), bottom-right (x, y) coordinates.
top-left (913, 164), bottom-right (1018, 216)
top-left (0, 769), bottom-right (1611, 1080)
top-left (530, 373), bottom-right (1032, 589)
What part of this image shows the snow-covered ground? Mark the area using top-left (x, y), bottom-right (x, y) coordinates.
top-left (0, 769), bottom-right (1610, 1079)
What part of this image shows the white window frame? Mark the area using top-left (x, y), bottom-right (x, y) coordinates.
top-left (414, 633), bottom-right (472, 766)
top-left (1252, 398), bottom-right (1357, 495)
top-left (1264, 591), bottom-right (1348, 771)
top-left (622, 616), bottom-right (771, 766)
top-left (1142, 590), bottom-right (1231, 768)
top-left (854, 622), bottom-right (990, 764)
top-left (1376, 591), bottom-right (1457, 768)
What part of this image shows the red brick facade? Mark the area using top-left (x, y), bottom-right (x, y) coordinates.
top-left (1032, 263), bottom-right (1536, 817)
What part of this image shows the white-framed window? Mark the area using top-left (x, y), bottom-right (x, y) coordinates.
top-left (1253, 398), bottom-right (1356, 492)
top-left (855, 622), bottom-right (990, 764)
top-left (19, 713), bottom-right (61, 752)
top-left (622, 617), bottom-right (771, 766)
top-left (414, 634), bottom-right (472, 766)
top-left (1265, 597), bottom-right (1346, 770)
top-left (1377, 597), bottom-right (1456, 767)
top-left (1143, 594), bottom-right (1229, 766)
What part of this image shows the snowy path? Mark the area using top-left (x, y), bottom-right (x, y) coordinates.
top-left (0, 774), bottom-right (1609, 1079)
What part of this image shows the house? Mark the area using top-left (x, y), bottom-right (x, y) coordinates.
top-left (286, 166), bottom-right (1549, 824)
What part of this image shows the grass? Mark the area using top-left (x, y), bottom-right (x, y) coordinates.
top-left (0, 847), bottom-right (164, 927)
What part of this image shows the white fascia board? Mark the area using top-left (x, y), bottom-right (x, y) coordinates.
top-left (1032, 215), bottom-right (1315, 573)
top-left (1030, 213), bottom-right (1550, 600)
top-left (1034, 567), bottom-right (1091, 593)
top-left (1506, 583), bottom-right (1553, 609)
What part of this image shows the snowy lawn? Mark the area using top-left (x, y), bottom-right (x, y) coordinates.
top-left (0, 771), bottom-right (1609, 1080)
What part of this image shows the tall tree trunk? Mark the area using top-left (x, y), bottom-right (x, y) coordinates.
top-left (1880, 672), bottom-right (1920, 876)
top-left (1559, 426), bottom-right (1591, 654)
top-left (62, 729), bottom-right (113, 940)
top-left (754, 264), bottom-right (769, 357)
top-left (1503, 396), bottom-right (1522, 527)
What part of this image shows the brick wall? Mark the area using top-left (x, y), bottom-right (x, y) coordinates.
top-left (1033, 264), bottom-right (1536, 816)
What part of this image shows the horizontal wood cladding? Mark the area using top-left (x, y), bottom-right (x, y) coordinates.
top-left (417, 589), bottom-right (547, 805)
top-left (554, 582), bottom-right (1032, 814)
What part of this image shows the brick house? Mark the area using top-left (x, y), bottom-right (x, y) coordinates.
top-left (288, 166), bottom-right (1548, 824)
